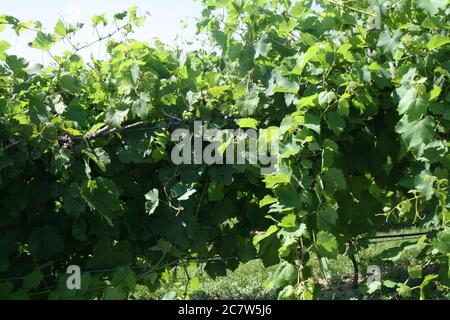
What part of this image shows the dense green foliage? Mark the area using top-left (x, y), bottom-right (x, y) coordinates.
top-left (0, 0), bottom-right (449, 299)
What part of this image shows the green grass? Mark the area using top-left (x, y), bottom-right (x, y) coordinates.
top-left (130, 260), bottom-right (278, 300)
top-left (133, 228), bottom-right (442, 300)
top-left (309, 237), bottom-right (424, 299)
top-left (192, 260), bottom-right (277, 300)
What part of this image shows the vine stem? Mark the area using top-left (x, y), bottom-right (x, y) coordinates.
top-left (182, 261), bottom-right (191, 299)
top-left (69, 119), bottom-right (179, 143)
top-left (350, 252), bottom-right (359, 289)
top-left (72, 24), bottom-right (128, 54)
top-left (4, 138), bottom-right (24, 150)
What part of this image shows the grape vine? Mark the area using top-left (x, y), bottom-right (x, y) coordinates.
top-left (0, 0), bottom-right (449, 300)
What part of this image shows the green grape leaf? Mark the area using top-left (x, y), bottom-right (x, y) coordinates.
top-left (420, 274), bottom-right (438, 299)
top-left (326, 112), bottom-right (345, 135)
top-left (253, 225), bottom-right (279, 246)
top-left (315, 231), bottom-right (338, 259)
top-left (0, 40), bottom-right (11, 60)
top-left (207, 181), bottom-right (224, 202)
top-left (130, 63), bottom-right (140, 84)
top-left (432, 229), bottom-right (450, 254)
top-left (304, 114), bottom-right (321, 134)
top-left (323, 168), bottom-right (347, 190)
top-left (54, 19), bottom-right (67, 36)
top-left (59, 75), bottom-right (82, 93)
top-left (171, 182), bottom-right (197, 201)
top-left (395, 116), bottom-right (435, 156)
top-left (267, 69), bottom-right (300, 95)
top-left (408, 265), bottom-right (423, 279)
top-left (396, 85), bottom-right (428, 121)
top-left (316, 204), bottom-right (338, 230)
top-left (81, 177), bottom-right (123, 226)
top-left (415, 0), bottom-right (448, 16)
top-left (414, 170), bottom-right (436, 199)
top-left (132, 92), bottom-right (151, 118)
top-left (318, 91), bottom-right (336, 107)
top-left (28, 226), bottom-right (64, 259)
top-left (260, 195), bottom-right (277, 207)
top-left (427, 35), bottom-right (450, 50)
top-left (30, 31), bottom-right (55, 51)
top-left (112, 267), bottom-right (137, 290)
top-left (255, 33), bottom-right (272, 58)
top-left (105, 108), bottom-right (129, 127)
top-left (264, 173), bottom-right (291, 188)
top-left (238, 87), bottom-right (260, 116)
top-left (377, 29), bottom-right (402, 57)
top-left (204, 261), bottom-right (227, 278)
top-left (293, 45), bottom-right (319, 75)
top-left (92, 14), bottom-right (108, 27)
top-left (397, 284), bottom-right (412, 298)
top-left (207, 0), bottom-right (231, 8)
top-left (268, 261), bottom-right (297, 289)
top-left (235, 118), bottom-right (259, 129)
top-left (22, 269), bottom-right (44, 291)
top-left (383, 280), bottom-right (398, 288)
top-left (103, 287), bottom-right (127, 300)
top-left (145, 189), bottom-right (159, 215)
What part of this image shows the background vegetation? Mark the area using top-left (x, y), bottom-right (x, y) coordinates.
top-left (0, 0), bottom-right (448, 300)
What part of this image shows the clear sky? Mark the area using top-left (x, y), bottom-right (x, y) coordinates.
top-left (0, 0), bottom-right (204, 64)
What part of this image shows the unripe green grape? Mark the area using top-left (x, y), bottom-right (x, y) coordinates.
top-left (182, 110), bottom-right (193, 120)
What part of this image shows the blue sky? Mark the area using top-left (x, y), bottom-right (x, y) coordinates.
top-left (0, 0), bottom-right (203, 63)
